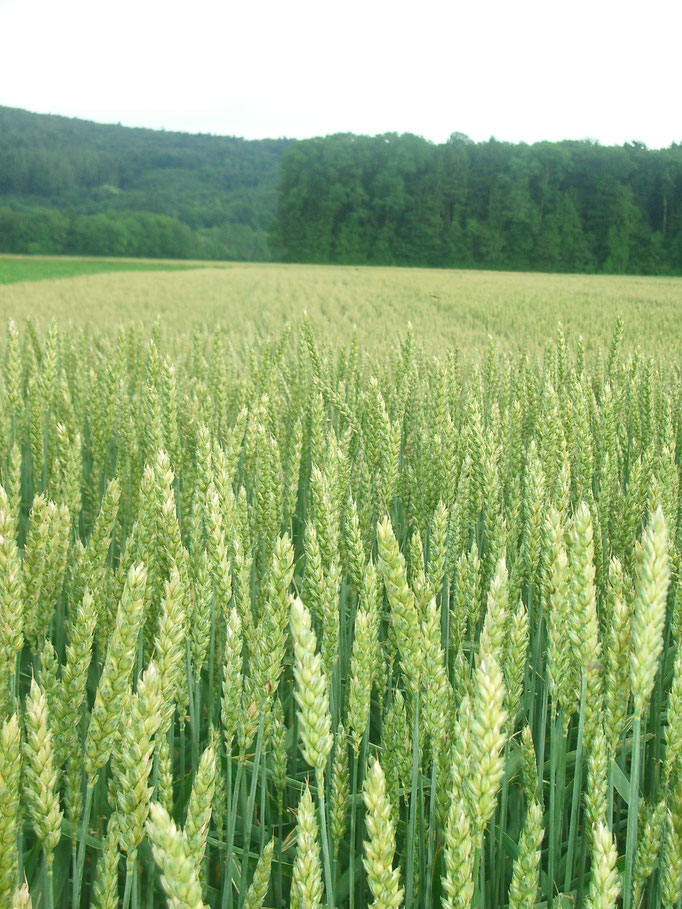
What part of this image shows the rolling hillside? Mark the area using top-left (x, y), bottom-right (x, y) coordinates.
top-left (0, 106), bottom-right (290, 259)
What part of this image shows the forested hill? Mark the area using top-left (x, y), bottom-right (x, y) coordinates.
top-left (269, 133), bottom-right (682, 274)
top-left (2, 108), bottom-right (682, 272)
top-left (0, 106), bottom-right (290, 260)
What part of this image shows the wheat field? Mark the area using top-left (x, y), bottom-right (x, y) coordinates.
top-left (1, 263), bottom-right (682, 908)
top-left (2, 260), bottom-right (682, 359)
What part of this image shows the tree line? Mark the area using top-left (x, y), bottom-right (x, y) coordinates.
top-left (2, 106), bottom-right (682, 273)
top-left (269, 132), bottom-right (682, 273)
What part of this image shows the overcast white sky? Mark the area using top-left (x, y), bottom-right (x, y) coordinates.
top-left (1, 0), bottom-right (680, 147)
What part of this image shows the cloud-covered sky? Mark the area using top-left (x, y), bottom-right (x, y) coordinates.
top-left (1, 0), bottom-right (680, 147)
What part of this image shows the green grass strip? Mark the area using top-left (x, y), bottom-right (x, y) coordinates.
top-left (0, 256), bottom-right (204, 285)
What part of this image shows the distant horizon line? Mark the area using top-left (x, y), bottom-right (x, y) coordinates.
top-left (2, 102), bottom-right (680, 151)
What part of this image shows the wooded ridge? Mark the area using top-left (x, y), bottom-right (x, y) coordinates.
top-left (2, 107), bottom-right (681, 273)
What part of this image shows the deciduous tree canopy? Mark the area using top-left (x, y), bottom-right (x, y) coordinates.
top-left (0, 106), bottom-right (290, 260)
top-left (270, 133), bottom-right (682, 274)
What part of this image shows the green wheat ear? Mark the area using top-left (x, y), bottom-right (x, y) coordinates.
top-left (330, 723), bottom-right (350, 857)
top-left (12, 880), bottom-right (33, 909)
top-left (347, 606), bottom-right (374, 756)
top-left (146, 801), bottom-right (207, 909)
top-left (23, 677), bottom-right (63, 865)
top-left (363, 757), bottom-right (403, 909)
top-left (468, 655), bottom-right (507, 848)
top-left (244, 839), bottom-right (274, 909)
top-left (291, 783), bottom-right (324, 909)
top-left (290, 595), bottom-right (333, 781)
top-left (110, 660), bottom-right (162, 862)
top-left (84, 563), bottom-right (147, 782)
top-left (586, 821), bottom-right (620, 909)
top-left (91, 816), bottom-right (121, 909)
top-left (184, 735), bottom-right (217, 882)
top-left (630, 506), bottom-right (670, 717)
top-left (508, 799), bottom-right (543, 909)
top-left (377, 515), bottom-right (422, 691)
top-left (0, 715), bottom-right (21, 908)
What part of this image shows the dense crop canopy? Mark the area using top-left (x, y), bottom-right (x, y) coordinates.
top-left (0, 314), bottom-right (681, 908)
